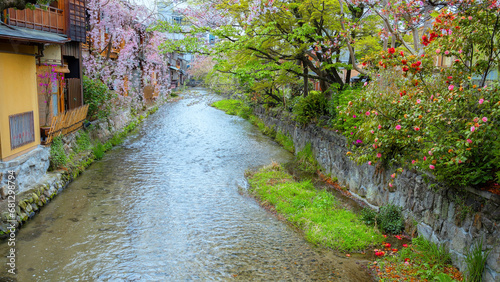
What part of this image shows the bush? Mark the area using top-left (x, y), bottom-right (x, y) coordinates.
top-left (83, 76), bottom-right (115, 121)
top-left (342, 5), bottom-right (500, 188)
top-left (295, 143), bottom-right (319, 173)
top-left (377, 204), bottom-right (404, 234)
top-left (292, 91), bottom-right (328, 125)
top-left (74, 131), bottom-right (91, 153)
top-left (92, 141), bottom-right (106, 160)
top-left (49, 136), bottom-right (67, 170)
top-left (360, 207), bottom-right (378, 226)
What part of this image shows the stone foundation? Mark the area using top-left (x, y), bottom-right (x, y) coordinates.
top-left (254, 106), bottom-right (500, 281)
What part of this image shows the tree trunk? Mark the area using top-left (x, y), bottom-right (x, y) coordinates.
top-left (303, 63), bottom-right (309, 97)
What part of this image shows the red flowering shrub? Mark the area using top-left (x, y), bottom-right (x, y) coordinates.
top-left (338, 3), bottom-right (500, 188)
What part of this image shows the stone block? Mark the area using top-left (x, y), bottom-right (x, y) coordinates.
top-left (417, 222), bottom-right (433, 240)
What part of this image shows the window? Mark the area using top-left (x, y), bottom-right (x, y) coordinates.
top-left (9, 111), bottom-right (35, 150)
top-left (173, 16), bottom-right (182, 25)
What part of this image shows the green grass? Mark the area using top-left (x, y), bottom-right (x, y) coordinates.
top-left (296, 143), bottom-right (320, 173)
top-left (212, 99), bottom-right (252, 119)
top-left (275, 131), bottom-right (295, 153)
top-left (465, 239), bottom-right (491, 282)
top-left (247, 162), bottom-right (383, 252)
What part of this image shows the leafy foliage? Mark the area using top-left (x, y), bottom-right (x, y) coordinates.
top-left (465, 239), bottom-right (491, 282)
top-left (378, 204), bottom-right (405, 235)
top-left (292, 91), bottom-right (328, 125)
top-left (83, 76), bottom-right (115, 121)
top-left (49, 136), bottom-right (68, 170)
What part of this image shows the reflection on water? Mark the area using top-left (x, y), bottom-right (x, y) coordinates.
top-left (0, 88), bottom-right (371, 281)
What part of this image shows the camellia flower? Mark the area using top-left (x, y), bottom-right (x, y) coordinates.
top-left (471, 126), bottom-right (475, 132)
top-left (436, 49), bottom-right (441, 54)
top-left (479, 98), bottom-right (484, 104)
top-left (448, 85), bottom-right (454, 91)
top-left (378, 125), bottom-right (382, 129)
top-left (412, 160), bottom-right (416, 164)
top-left (445, 50), bottom-right (449, 55)
top-left (423, 156), bottom-right (427, 161)
top-left (417, 99), bottom-right (421, 104)
top-left (388, 47), bottom-right (395, 54)
top-left (368, 161), bottom-right (372, 165)
top-left (389, 183), bottom-right (393, 187)
top-left (400, 51), bottom-right (404, 57)
top-left (370, 130), bottom-right (375, 134)
top-left (377, 153), bottom-right (382, 158)
top-left (482, 117), bottom-right (488, 122)
top-left (428, 151), bottom-right (433, 155)
top-left (353, 115), bottom-right (357, 118)
top-left (429, 165), bottom-right (435, 170)
top-left (467, 139), bottom-right (472, 144)
top-left (403, 244), bottom-right (408, 248)
top-left (366, 111), bottom-right (370, 116)
top-left (391, 173), bottom-right (396, 178)
top-left (395, 125), bottom-right (401, 130)
top-left (414, 127), bottom-right (420, 131)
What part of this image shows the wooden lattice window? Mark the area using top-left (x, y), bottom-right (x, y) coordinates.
top-left (9, 111), bottom-right (35, 150)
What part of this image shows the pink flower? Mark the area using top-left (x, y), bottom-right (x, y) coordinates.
top-left (423, 156), bottom-right (427, 161)
top-left (412, 160), bottom-right (416, 164)
top-left (436, 49), bottom-right (441, 54)
top-left (377, 153), bottom-right (382, 158)
top-left (368, 161), bottom-right (372, 165)
top-left (364, 82), bottom-right (368, 86)
top-left (370, 130), bottom-right (375, 134)
top-left (353, 115), bottom-right (357, 118)
top-left (366, 111), bottom-right (370, 116)
top-left (414, 127), bottom-right (420, 131)
top-left (373, 144), bottom-right (377, 148)
top-left (375, 112), bottom-right (378, 116)
top-left (468, 16), bottom-right (472, 20)
top-left (417, 99), bottom-right (421, 104)
top-left (479, 99), bottom-right (484, 104)
top-left (445, 51), bottom-right (449, 55)
top-left (395, 125), bottom-right (401, 130)
top-left (378, 125), bottom-right (382, 129)
top-left (403, 244), bottom-right (408, 248)
top-left (467, 139), bottom-right (472, 144)
top-left (471, 126), bottom-right (475, 132)
top-left (428, 151), bottom-right (433, 155)
top-left (429, 165), bottom-right (435, 170)
top-left (389, 183), bottom-right (393, 187)
top-left (448, 85), bottom-right (454, 91)
top-left (482, 117), bottom-right (488, 122)
top-left (391, 173), bottom-right (396, 178)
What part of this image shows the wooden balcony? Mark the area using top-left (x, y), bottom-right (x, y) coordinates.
top-left (4, 6), bottom-right (65, 34)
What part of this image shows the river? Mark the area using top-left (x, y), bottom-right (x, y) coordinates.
top-left (0, 88), bottom-right (371, 281)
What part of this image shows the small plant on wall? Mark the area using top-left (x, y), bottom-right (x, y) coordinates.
top-left (37, 65), bottom-right (62, 126)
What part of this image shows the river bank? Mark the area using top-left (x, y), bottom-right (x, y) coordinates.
top-left (0, 96), bottom-right (169, 238)
top-left (211, 98), bottom-right (477, 281)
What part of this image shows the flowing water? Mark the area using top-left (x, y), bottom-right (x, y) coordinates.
top-left (0, 88), bottom-right (372, 281)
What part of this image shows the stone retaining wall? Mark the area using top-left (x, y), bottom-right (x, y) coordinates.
top-left (254, 106), bottom-right (500, 281)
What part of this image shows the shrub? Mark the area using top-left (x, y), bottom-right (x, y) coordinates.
top-left (49, 136), bottom-right (67, 170)
top-left (342, 5), bottom-right (500, 188)
top-left (292, 91), bottom-right (328, 125)
top-left (377, 204), bottom-right (404, 234)
top-left (83, 76), bottom-right (115, 121)
top-left (360, 207), bottom-right (378, 226)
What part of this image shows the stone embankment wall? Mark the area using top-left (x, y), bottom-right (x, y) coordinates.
top-left (0, 107), bottom-right (135, 235)
top-left (254, 106), bottom-right (500, 282)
